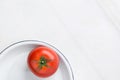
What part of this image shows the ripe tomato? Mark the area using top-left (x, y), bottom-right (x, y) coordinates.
top-left (27, 46), bottom-right (59, 78)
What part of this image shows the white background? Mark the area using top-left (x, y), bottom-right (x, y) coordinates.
top-left (0, 0), bottom-right (120, 80)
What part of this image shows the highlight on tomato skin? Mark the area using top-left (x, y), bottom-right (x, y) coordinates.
top-left (27, 46), bottom-right (59, 78)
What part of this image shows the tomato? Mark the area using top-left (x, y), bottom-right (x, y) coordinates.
top-left (27, 46), bottom-right (59, 78)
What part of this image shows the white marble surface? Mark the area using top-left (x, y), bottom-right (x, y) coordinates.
top-left (0, 0), bottom-right (120, 80)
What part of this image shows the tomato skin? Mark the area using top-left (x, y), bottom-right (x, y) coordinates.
top-left (27, 46), bottom-right (59, 78)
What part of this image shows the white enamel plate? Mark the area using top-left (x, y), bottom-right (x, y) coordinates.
top-left (0, 40), bottom-right (74, 80)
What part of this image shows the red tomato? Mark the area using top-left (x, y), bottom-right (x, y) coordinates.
top-left (27, 46), bottom-right (59, 78)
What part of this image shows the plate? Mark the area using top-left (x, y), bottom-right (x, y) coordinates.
top-left (0, 40), bottom-right (74, 80)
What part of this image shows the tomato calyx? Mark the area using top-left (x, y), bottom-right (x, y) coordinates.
top-left (32, 56), bottom-right (51, 70)
top-left (33, 56), bottom-right (51, 70)
top-left (39, 56), bottom-right (49, 69)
